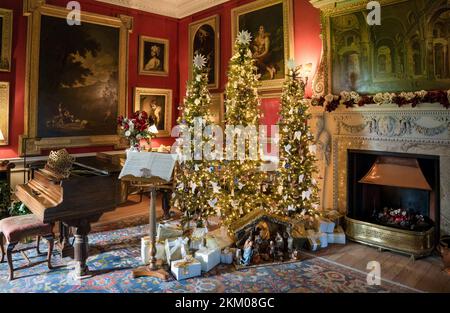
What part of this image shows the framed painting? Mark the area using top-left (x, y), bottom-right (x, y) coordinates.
top-left (22, 1), bottom-right (132, 155)
top-left (139, 36), bottom-right (169, 76)
top-left (231, 0), bottom-right (294, 91)
top-left (134, 88), bottom-right (172, 137)
top-left (0, 82), bottom-right (9, 145)
top-left (208, 93), bottom-right (224, 129)
top-left (188, 15), bottom-right (220, 89)
top-left (0, 8), bottom-right (13, 72)
top-left (320, 0), bottom-right (450, 95)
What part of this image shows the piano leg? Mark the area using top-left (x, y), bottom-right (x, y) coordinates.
top-left (58, 222), bottom-right (74, 258)
top-left (73, 222), bottom-right (91, 278)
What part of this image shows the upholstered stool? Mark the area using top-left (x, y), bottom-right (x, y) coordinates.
top-left (0, 214), bottom-right (54, 280)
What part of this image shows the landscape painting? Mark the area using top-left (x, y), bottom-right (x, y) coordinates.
top-left (37, 15), bottom-right (120, 138)
top-left (328, 0), bottom-right (450, 94)
top-left (232, 0), bottom-right (293, 90)
top-left (189, 15), bottom-right (219, 89)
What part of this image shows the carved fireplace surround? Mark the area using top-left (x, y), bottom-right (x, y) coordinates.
top-left (309, 103), bottom-right (450, 235)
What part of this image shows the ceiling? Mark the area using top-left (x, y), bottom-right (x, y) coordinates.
top-left (95, 0), bottom-right (355, 18)
top-left (95, 0), bottom-right (231, 18)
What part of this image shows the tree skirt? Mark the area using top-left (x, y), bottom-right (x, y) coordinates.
top-left (0, 224), bottom-right (419, 293)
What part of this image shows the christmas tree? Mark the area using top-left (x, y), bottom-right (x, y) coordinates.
top-left (172, 54), bottom-right (221, 227)
top-left (276, 61), bottom-right (320, 218)
top-left (219, 30), bottom-right (266, 227)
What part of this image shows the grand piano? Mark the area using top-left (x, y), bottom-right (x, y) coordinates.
top-left (15, 152), bottom-right (121, 278)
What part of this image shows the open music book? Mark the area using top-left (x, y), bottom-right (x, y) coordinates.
top-left (118, 152), bottom-right (178, 182)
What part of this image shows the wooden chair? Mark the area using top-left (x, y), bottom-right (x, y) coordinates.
top-left (0, 214), bottom-right (54, 280)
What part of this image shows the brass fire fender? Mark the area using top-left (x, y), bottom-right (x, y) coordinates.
top-left (345, 217), bottom-right (435, 259)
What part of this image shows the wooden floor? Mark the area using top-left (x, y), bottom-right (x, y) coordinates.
top-left (94, 196), bottom-right (450, 293)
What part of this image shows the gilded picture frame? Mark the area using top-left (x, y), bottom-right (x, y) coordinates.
top-left (139, 36), bottom-right (169, 76)
top-left (134, 87), bottom-right (172, 138)
top-left (208, 93), bottom-right (224, 129)
top-left (0, 8), bottom-right (13, 72)
top-left (22, 0), bottom-right (132, 155)
top-left (231, 0), bottom-right (294, 92)
top-left (188, 15), bottom-right (220, 90)
top-left (317, 0), bottom-right (450, 95)
top-left (0, 81), bottom-right (9, 145)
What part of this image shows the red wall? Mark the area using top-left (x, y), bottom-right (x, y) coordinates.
top-left (0, 0), bottom-right (321, 158)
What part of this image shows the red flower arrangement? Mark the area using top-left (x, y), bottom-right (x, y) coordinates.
top-left (311, 89), bottom-right (450, 113)
top-left (117, 111), bottom-right (155, 151)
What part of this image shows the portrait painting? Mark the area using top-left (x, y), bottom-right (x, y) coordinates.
top-left (0, 8), bottom-right (13, 72)
top-left (37, 15), bottom-right (120, 138)
top-left (232, 0), bottom-right (293, 90)
top-left (327, 0), bottom-right (450, 94)
top-left (139, 36), bottom-right (169, 76)
top-left (189, 15), bottom-right (220, 89)
top-left (134, 88), bottom-right (172, 137)
top-left (0, 82), bottom-right (9, 145)
top-left (24, 3), bottom-right (130, 155)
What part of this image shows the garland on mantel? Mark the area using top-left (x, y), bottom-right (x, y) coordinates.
top-left (310, 89), bottom-right (450, 113)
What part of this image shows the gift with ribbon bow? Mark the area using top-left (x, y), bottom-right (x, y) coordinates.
top-left (157, 222), bottom-right (183, 241)
top-left (171, 255), bottom-right (202, 280)
top-left (165, 237), bottom-right (189, 265)
top-left (190, 227), bottom-right (208, 250)
top-left (194, 247), bottom-right (221, 272)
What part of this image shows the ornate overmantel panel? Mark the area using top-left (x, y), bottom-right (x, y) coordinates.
top-left (308, 103), bottom-right (450, 235)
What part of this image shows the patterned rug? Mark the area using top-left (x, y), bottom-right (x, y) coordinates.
top-left (0, 224), bottom-right (419, 293)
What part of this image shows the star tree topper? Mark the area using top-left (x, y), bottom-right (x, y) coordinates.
top-left (193, 53), bottom-right (207, 70)
top-left (237, 30), bottom-right (252, 45)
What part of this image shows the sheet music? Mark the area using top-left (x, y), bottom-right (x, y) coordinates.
top-left (118, 152), bottom-right (177, 182)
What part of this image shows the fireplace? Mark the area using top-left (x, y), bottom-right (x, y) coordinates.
top-left (345, 150), bottom-right (440, 258)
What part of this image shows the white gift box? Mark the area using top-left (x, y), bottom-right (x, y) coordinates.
top-left (315, 218), bottom-right (335, 234)
top-left (220, 250), bottom-right (233, 264)
top-left (157, 222), bottom-right (183, 241)
top-left (165, 237), bottom-right (189, 265)
top-left (190, 227), bottom-right (208, 250)
top-left (171, 257), bottom-right (202, 280)
top-left (141, 236), bottom-right (166, 264)
top-left (327, 226), bottom-right (346, 244)
top-left (194, 248), bottom-right (221, 272)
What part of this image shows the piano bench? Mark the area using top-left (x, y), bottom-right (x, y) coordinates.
top-left (0, 214), bottom-right (54, 281)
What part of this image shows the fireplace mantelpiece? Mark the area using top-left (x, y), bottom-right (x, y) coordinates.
top-left (309, 103), bottom-right (450, 235)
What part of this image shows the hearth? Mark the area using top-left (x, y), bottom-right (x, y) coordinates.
top-left (345, 150), bottom-right (440, 258)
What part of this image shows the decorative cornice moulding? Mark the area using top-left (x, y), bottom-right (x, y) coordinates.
top-left (95, 0), bottom-right (230, 18)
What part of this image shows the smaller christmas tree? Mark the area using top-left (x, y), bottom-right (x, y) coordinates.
top-left (276, 61), bottom-right (320, 218)
top-left (172, 54), bottom-right (220, 227)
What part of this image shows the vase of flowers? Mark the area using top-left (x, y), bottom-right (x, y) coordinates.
top-left (117, 111), bottom-right (156, 152)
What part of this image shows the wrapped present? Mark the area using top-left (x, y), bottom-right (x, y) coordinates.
top-left (194, 247), bottom-right (221, 272)
top-left (324, 210), bottom-right (345, 226)
top-left (141, 236), bottom-right (166, 264)
top-left (315, 217), bottom-right (335, 234)
top-left (157, 222), bottom-right (183, 241)
top-left (306, 235), bottom-right (320, 251)
top-left (307, 229), bottom-right (328, 250)
top-left (165, 237), bottom-right (189, 265)
top-left (190, 227), bottom-right (208, 250)
top-left (171, 256), bottom-right (202, 280)
top-left (327, 226), bottom-right (346, 244)
top-left (220, 248), bottom-right (233, 264)
top-left (205, 227), bottom-right (234, 250)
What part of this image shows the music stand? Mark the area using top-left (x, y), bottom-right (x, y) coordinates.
top-left (121, 170), bottom-right (173, 280)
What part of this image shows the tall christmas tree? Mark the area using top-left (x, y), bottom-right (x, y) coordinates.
top-left (172, 54), bottom-right (220, 227)
top-left (276, 62), bottom-right (320, 218)
top-left (219, 30), bottom-right (266, 227)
